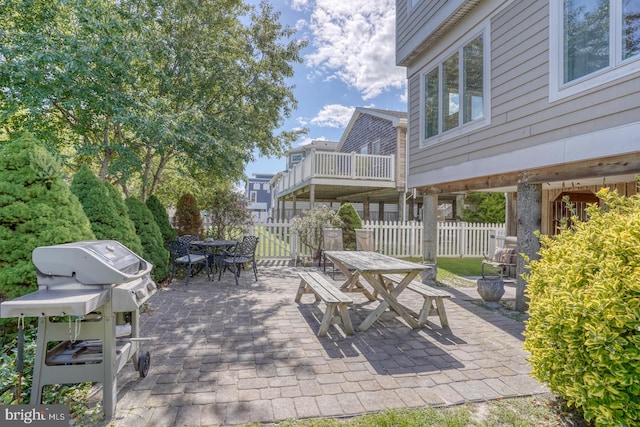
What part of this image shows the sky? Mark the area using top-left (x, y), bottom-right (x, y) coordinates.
top-left (244, 0), bottom-right (407, 178)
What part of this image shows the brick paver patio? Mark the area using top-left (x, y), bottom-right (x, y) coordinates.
top-left (102, 261), bottom-right (546, 426)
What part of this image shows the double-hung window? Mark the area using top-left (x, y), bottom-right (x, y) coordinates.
top-left (550, 0), bottom-right (640, 100)
top-left (421, 28), bottom-right (489, 146)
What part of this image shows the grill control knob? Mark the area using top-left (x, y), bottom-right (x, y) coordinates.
top-left (135, 289), bottom-right (147, 300)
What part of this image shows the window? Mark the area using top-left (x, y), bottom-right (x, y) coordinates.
top-left (550, 0), bottom-right (640, 100)
top-left (421, 31), bottom-right (488, 144)
top-left (372, 139), bottom-right (381, 154)
top-left (249, 191), bottom-right (257, 202)
top-left (360, 146), bottom-right (368, 154)
top-left (409, 0), bottom-right (423, 9)
top-left (290, 153), bottom-right (303, 164)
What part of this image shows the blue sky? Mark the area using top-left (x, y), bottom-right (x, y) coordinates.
top-left (244, 0), bottom-right (407, 178)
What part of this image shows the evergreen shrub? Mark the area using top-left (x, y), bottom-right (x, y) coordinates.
top-left (125, 197), bottom-right (169, 282)
top-left (175, 192), bottom-right (202, 237)
top-left (337, 203), bottom-right (362, 250)
top-left (524, 188), bottom-right (640, 426)
top-left (0, 134), bottom-right (95, 302)
top-left (146, 195), bottom-right (176, 244)
top-left (71, 166), bottom-right (143, 255)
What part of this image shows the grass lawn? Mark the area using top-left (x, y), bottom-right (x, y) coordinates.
top-left (240, 394), bottom-right (587, 426)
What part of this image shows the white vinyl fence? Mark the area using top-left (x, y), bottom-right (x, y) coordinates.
top-left (248, 220), bottom-right (505, 260)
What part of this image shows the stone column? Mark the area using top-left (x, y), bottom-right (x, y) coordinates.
top-left (516, 183), bottom-right (541, 312)
top-left (309, 184), bottom-right (315, 210)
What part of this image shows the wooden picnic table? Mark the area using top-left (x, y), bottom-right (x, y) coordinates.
top-left (323, 251), bottom-right (432, 331)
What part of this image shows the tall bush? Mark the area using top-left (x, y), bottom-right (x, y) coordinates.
top-left (174, 192), bottom-right (202, 237)
top-left (0, 134), bottom-right (95, 303)
top-left (146, 194), bottom-right (176, 244)
top-left (71, 166), bottom-right (143, 255)
top-left (337, 203), bottom-right (362, 250)
top-left (291, 206), bottom-right (343, 260)
top-left (125, 197), bottom-right (169, 282)
top-left (203, 189), bottom-right (252, 239)
top-left (524, 188), bottom-right (640, 426)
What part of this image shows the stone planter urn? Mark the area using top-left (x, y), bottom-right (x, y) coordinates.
top-left (476, 277), bottom-right (505, 308)
top-left (420, 263), bottom-right (437, 285)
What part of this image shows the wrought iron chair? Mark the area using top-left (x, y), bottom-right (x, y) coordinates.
top-left (168, 240), bottom-right (210, 285)
top-left (219, 235), bottom-right (259, 286)
top-left (321, 227), bottom-right (344, 278)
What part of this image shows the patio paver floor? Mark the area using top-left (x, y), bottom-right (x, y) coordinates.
top-left (100, 261), bottom-right (546, 426)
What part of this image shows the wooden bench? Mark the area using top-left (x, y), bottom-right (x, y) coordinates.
top-left (382, 274), bottom-right (451, 327)
top-left (295, 272), bottom-right (355, 336)
top-left (482, 236), bottom-right (517, 279)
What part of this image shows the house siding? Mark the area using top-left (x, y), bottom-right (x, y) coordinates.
top-left (340, 114), bottom-right (397, 156)
top-left (406, 0), bottom-right (640, 185)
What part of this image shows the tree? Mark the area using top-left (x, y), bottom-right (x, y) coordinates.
top-left (337, 203), bottom-right (362, 250)
top-left (0, 0), bottom-right (307, 198)
top-left (174, 193), bottom-right (202, 237)
top-left (125, 197), bottom-right (169, 282)
top-left (460, 192), bottom-right (505, 223)
top-left (0, 134), bottom-right (95, 304)
top-left (146, 195), bottom-right (176, 244)
top-left (202, 187), bottom-right (252, 240)
top-left (71, 166), bottom-right (144, 255)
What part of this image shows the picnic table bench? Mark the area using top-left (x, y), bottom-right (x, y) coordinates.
top-left (382, 273), bottom-right (451, 327)
top-left (294, 272), bottom-right (354, 336)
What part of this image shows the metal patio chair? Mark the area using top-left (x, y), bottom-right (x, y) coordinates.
top-left (219, 235), bottom-right (259, 286)
top-left (168, 240), bottom-right (210, 285)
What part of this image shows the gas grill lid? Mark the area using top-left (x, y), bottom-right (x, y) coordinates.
top-left (32, 240), bottom-right (152, 285)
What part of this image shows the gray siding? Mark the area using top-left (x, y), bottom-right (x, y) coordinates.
top-left (340, 114), bottom-right (397, 155)
top-left (407, 0), bottom-right (640, 182)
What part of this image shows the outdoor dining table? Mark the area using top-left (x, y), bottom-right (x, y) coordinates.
top-left (190, 239), bottom-right (238, 279)
top-left (323, 250), bottom-right (432, 332)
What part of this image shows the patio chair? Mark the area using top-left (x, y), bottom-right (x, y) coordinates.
top-left (219, 235), bottom-right (259, 286)
top-left (355, 229), bottom-right (375, 251)
top-left (322, 227), bottom-right (344, 278)
top-left (168, 240), bottom-right (210, 285)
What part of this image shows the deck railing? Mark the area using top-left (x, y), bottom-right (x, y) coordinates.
top-left (274, 151), bottom-right (395, 195)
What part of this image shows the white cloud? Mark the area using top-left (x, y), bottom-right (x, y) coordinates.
top-left (310, 104), bottom-right (355, 128)
top-left (305, 0), bottom-right (406, 100)
top-left (290, 0), bottom-right (310, 12)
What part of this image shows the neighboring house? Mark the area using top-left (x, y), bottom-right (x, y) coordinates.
top-left (246, 173), bottom-right (275, 222)
top-left (272, 107), bottom-right (450, 221)
top-left (397, 0), bottom-right (640, 308)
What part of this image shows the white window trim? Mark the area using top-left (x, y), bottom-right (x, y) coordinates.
top-left (419, 23), bottom-right (491, 149)
top-left (549, 0), bottom-right (640, 102)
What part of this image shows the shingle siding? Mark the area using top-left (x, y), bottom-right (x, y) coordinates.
top-left (340, 114), bottom-right (397, 155)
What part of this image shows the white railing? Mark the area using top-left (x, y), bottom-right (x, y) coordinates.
top-left (274, 151), bottom-right (395, 195)
top-left (248, 220), bottom-right (505, 260)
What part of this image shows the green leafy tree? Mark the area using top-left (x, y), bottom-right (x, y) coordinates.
top-left (0, 134), bottom-right (95, 302)
top-left (337, 203), bottom-right (362, 250)
top-left (291, 206), bottom-right (343, 260)
top-left (202, 187), bottom-right (252, 240)
top-left (146, 195), bottom-right (176, 244)
top-left (71, 166), bottom-right (144, 255)
top-left (524, 187), bottom-right (640, 426)
top-left (175, 193), bottom-right (202, 237)
top-left (0, 0), bottom-right (307, 198)
top-left (460, 192), bottom-right (505, 223)
top-left (124, 197), bottom-right (169, 282)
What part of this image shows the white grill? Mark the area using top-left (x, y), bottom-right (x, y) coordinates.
top-left (0, 240), bottom-right (158, 420)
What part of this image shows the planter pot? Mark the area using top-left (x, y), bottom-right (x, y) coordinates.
top-left (476, 277), bottom-right (505, 308)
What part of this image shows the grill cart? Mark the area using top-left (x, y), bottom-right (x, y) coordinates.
top-left (0, 240), bottom-right (157, 419)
